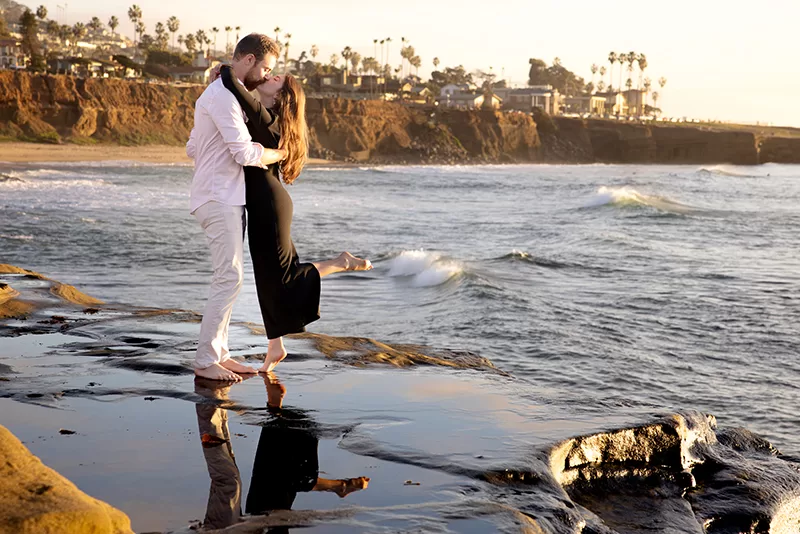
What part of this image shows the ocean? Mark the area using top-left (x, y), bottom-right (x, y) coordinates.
top-left (1, 161), bottom-right (798, 459)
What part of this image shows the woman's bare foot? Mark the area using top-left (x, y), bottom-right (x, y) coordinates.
top-left (334, 477), bottom-right (370, 498)
top-left (259, 338), bottom-right (288, 373)
top-left (220, 358), bottom-right (257, 375)
top-left (264, 373), bottom-right (287, 408)
top-left (194, 362), bottom-right (242, 382)
top-left (339, 252), bottom-right (373, 272)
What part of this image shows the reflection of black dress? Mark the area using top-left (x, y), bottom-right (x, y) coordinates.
top-left (221, 67), bottom-right (320, 339)
top-left (245, 408), bottom-right (319, 514)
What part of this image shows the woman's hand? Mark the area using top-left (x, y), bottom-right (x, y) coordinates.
top-left (208, 63), bottom-right (224, 84)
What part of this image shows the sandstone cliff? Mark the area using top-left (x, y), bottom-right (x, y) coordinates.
top-left (1, 71), bottom-right (798, 164)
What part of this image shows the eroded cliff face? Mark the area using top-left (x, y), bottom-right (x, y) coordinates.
top-left (0, 71), bottom-right (199, 145)
top-left (540, 116), bottom-right (766, 165)
top-left (1, 71), bottom-right (798, 165)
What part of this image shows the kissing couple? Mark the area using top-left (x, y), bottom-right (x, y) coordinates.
top-left (186, 33), bottom-right (372, 381)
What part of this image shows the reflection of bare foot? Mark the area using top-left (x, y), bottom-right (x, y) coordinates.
top-left (339, 252), bottom-right (372, 272)
top-left (264, 373), bottom-right (287, 408)
top-left (194, 362), bottom-right (242, 382)
top-left (334, 477), bottom-right (370, 498)
top-left (220, 358), bottom-right (257, 375)
top-left (259, 338), bottom-right (288, 373)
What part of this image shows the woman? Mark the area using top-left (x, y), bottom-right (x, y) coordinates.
top-left (218, 65), bottom-right (371, 373)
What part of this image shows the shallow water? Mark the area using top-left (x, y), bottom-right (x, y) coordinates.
top-left (2, 161), bottom-right (799, 458)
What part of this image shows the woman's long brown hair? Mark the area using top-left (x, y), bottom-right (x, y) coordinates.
top-left (274, 75), bottom-right (308, 184)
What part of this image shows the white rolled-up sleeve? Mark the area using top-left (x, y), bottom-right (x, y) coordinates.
top-left (207, 91), bottom-right (265, 167)
top-left (186, 128), bottom-right (197, 160)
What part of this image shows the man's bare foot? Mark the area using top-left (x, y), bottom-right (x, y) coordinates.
top-left (194, 362), bottom-right (242, 382)
top-left (259, 338), bottom-right (288, 373)
top-left (220, 358), bottom-right (257, 375)
top-left (339, 252), bottom-right (373, 272)
top-left (334, 477), bottom-right (370, 498)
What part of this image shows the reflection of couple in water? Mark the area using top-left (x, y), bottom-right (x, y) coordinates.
top-left (195, 374), bottom-right (370, 530)
top-left (187, 33), bottom-right (372, 382)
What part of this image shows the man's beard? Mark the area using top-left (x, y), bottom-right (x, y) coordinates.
top-left (243, 70), bottom-right (267, 91)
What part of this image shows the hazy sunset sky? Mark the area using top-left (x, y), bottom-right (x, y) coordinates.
top-left (29, 0), bottom-right (800, 127)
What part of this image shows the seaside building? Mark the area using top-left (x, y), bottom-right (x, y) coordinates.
top-left (562, 95), bottom-right (607, 116)
top-left (493, 86), bottom-right (561, 115)
top-left (0, 38), bottom-right (25, 69)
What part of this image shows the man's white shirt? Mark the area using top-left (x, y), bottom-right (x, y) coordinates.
top-left (187, 77), bottom-right (264, 213)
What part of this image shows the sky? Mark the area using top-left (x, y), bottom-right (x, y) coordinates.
top-left (24, 0), bottom-right (800, 127)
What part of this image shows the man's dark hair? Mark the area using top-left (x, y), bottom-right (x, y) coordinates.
top-left (233, 33), bottom-right (280, 62)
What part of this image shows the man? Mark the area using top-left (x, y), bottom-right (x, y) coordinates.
top-left (187, 33), bottom-right (286, 381)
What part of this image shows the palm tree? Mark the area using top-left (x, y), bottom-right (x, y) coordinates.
top-left (273, 26), bottom-right (281, 43)
top-left (341, 46), bottom-right (353, 76)
top-left (643, 77), bottom-right (652, 113)
top-left (167, 17), bottom-right (179, 50)
top-left (88, 17), bottom-right (103, 35)
top-left (410, 55), bottom-right (421, 76)
top-left (658, 77), bottom-right (667, 113)
top-left (224, 26), bottom-right (232, 54)
top-left (310, 44), bottom-right (319, 60)
top-left (184, 33), bottom-right (196, 53)
top-left (155, 22), bottom-right (166, 50)
top-left (433, 56), bottom-right (440, 70)
top-left (282, 33), bottom-right (291, 72)
top-left (128, 5), bottom-right (142, 46)
top-left (350, 51), bottom-right (361, 75)
top-left (209, 27), bottom-right (219, 55)
top-left (235, 26), bottom-right (240, 43)
top-left (72, 22), bottom-right (86, 54)
top-left (590, 63), bottom-right (598, 90)
top-left (385, 37), bottom-right (392, 76)
top-left (373, 39), bottom-right (378, 70)
top-left (329, 53), bottom-right (338, 68)
top-left (400, 36), bottom-right (406, 76)
top-left (177, 34), bottom-right (184, 50)
top-left (136, 21), bottom-right (145, 48)
top-left (59, 24), bottom-right (71, 48)
top-left (46, 20), bottom-right (59, 42)
top-left (651, 91), bottom-right (660, 115)
top-left (607, 52), bottom-right (617, 92)
top-left (108, 16), bottom-right (119, 37)
top-left (625, 77), bottom-right (633, 114)
top-left (36, 5), bottom-right (47, 21)
top-left (637, 53), bottom-right (647, 90)
top-left (599, 66), bottom-right (607, 91)
top-left (615, 51), bottom-right (625, 95)
top-left (195, 29), bottom-right (206, 52)
top-left (598, 80), bottom-right (606, 92)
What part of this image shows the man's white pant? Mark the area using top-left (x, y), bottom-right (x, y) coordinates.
top-left (193, 201), bottom-right (245, 370)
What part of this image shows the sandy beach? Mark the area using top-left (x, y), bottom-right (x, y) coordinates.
top-left (0, 142), bottom-right (333, 165)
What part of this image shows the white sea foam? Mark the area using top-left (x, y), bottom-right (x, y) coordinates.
top-left (586, 186), bottom-right (697, 214)
top-left (0, 234), bottom-right (34, 241)
top-left (387, 250), bottom-right (462, 287)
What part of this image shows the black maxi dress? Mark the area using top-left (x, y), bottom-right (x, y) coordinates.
top-left (220, 66), bottom-right (320, 339)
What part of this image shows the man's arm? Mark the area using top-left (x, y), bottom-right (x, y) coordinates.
top-left (186, 127), bottom-right (197, 160)
top-left (207, 90), bottom-right (270, 167)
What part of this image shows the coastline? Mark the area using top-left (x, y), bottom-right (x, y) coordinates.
top-left (0, 142), bottom-right (335, 166)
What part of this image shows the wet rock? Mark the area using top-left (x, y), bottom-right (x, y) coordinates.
top-left (0, 424), bottom-right (132, 534)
